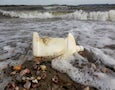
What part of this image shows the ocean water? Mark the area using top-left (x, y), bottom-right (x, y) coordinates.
top-left (0, 6), bottom-right (115, 90)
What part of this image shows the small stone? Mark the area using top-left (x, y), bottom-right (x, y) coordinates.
top-left (22, 76), bottom-right (27, 81)
top-left (37, 76), bottom-right (41, 80)
top-left (16, 75), bottom-right (22, 82)
top-left (30, 77), bottom-right (35, 80)
top-left (83, 86), bottom-right (90, 90)
top-left (5, 82), bottom-right (16, 90)
top-left (32, 83), bottom-right (39, 88)
top-left (10, 71), bottom-right (17, 76)
top-left (91, 63), bottom-right (96, 70)
top-left (24, 81), bottom-right (31, 89)
top-left (52, 75), bottom-right (59, 83)
top-left (93, 74), bottom-right (99, 78)
top-left (33, 64), bottom-right (38, 70)
top-left (20, 68), bottom-right (30, 76)
top-left (32, 79), bottom-right (38, 84)
top-left (41, 72), bottom-right (47, 80)
top-left (40, 65), bottom-right (47, 71)
top-left (36, 71), bottom-right (40, 75)
top-left (15, 86), bottom-right (19, 90)
top-left (0, 78), bottom-right (3, 83)
top-left (13, 65), bottom-right (22, 71)
top-left (101, 67), bottom-right (109, 73)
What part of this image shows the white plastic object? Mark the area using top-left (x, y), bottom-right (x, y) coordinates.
top-left (33, 32), bottom-right (84, 57)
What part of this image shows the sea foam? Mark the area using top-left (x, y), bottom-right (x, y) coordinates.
top-left (52, 51), bottom-right (115, 90)
top-left (0, 9), bottom-right (115, 21)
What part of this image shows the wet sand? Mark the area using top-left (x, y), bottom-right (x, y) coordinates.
top-left (3, 59), bottom-right (97, 90)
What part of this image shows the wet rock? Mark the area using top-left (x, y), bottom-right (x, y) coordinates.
top-left (24, 81), bottom-right (31, 89)
top-left (20, 68), bottom-right (30, 76)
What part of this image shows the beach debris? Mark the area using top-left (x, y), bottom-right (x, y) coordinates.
top-left (20, 68), bottom-right (30, 76)
top-left (40, 65), bottom-right (47, 71)
top-left (33, 32), bottom-right (84, 59)
top-left (13, 65), bottom-right (22, 71)
top-left (24, 81), bottom-right (31, 89)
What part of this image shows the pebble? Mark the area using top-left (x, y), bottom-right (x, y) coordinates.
top-left (10, 71), bottom-right (17, 76)
top-left (20, 68), bottom-right (30, 76)
top-left (16, 75), bottom-right (22, 82)
top-left (13, 65), bottom-right (22, 71)
top-left (32, 79), bottom-right (38, 84)
top-left (40, 65), bottom-right (47, 71)
top-left (24, 81), bottom-right (31, 89)
top-left (101, 67), bottom-right (109, 73)
top-left (30, 76), bottom-right (35, 80)
top-left (33, 64), bottom-right (38, 70)
top-left (36, 71), bottom-right (40, 75)
top-left (6, 82), bottom-right (16, 90)
top-left (52, 75), bottom-right (59, 83)
top-left (83, 86), bottom-right (90, 90)
top-left (37, 76), bottom-right (41, 80)
top-left (91, 63), bottom-right (96, 70)
top-left (32, 83), bottom-right (39, 88)
top-left (41, 72), bottom-right (47, 79)
top-left (22, 76), bottom-right (26, 81)
top-left (15, 86), bottom-right (19, 90)
top-left (0, 78), bottom-right (3, 83)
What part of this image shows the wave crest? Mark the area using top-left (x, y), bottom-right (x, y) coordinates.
top-left (0, 9), bottom-right (115, 21)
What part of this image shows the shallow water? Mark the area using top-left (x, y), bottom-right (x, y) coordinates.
top-left (0, 18), bottom-right (115, 90)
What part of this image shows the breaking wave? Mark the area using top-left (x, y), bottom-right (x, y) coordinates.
top-left (0, 9), bottom-right (115, 21)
